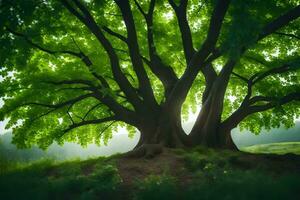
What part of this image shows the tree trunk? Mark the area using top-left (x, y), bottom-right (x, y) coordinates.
top-left (130, 78), bottom-right (239, 157)
top-left (188, 123), bottom-right (238, 150)
top-left (129, 108), bottom-right (187, 158)
top-left (218, 128), bottom-right (239, 150)
top-left (188, 79), bottom-right (224, 147)
top-left (137, 114), bottom-right (186, 147)
top-left (130, 114), bottom-right (238, 158)
top-left (187, 60), bottom-right (238, 149)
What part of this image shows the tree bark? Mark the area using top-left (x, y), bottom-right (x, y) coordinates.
top-left (188, 120), bottom-right (238, 150)
top-left (136, 110), bottom-right (186, 148)
top-left (128, 107), bottom-right (187, 157)
top-left (218, 127), bottom-right (239, 150)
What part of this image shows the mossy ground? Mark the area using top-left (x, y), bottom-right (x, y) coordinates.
top-left (0, 145), bottom-right (300, 200)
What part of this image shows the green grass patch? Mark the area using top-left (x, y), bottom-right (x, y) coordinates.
top-left (241, 142), bottom-right (300, 155)
top-left (0, 157), bottom-right (122, 200)
top-left (184, 170), bottom-right (300, 200)
top-left (1, 146), bottom-right (300, 199)
top-left (134, 174), bottom-right (178, 200)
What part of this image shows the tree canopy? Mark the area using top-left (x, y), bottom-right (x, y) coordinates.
top-left (0, 0), bottom-right (299, 151)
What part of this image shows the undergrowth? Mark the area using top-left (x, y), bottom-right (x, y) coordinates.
top-left (1, 147), bottom-right (300, 200)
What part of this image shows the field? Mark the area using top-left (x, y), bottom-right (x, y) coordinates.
top-left (241, 142), bottom-right (300, 155)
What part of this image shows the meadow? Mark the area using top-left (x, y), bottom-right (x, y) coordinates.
top-left (1, 143), bottom-right (300, 200)
top-left (241, 142), bottom-right (300, 155)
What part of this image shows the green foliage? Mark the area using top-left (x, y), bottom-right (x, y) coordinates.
top-left (0, 0), bottom-right (299, 148)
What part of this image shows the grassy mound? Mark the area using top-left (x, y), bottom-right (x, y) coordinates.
top-left (0, 146), bottom-right (300, 200)
top-left (241, 142), bottom-right (300, 155)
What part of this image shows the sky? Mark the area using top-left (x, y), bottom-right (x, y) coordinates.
top-left (0, 99), bottom-right (7, 134)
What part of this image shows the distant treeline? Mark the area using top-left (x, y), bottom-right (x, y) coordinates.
top-left (0, 133), bottom-right (57, 162)
top-left (0, 132), bottom-right (139, 162)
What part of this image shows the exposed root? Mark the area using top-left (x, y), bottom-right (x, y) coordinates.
top-left (123, 144), bottom-right (163, 159)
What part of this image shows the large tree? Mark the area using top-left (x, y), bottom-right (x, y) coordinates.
top-left (0, 0), bottom-right (300, 155)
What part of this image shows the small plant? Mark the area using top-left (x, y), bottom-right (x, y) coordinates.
top-left (186, 154), bottom-right (206, 171)
top-left (183, 148), bottom-right (229, 172)
top-left (134, 174), bottom-right (178, 200)
top-left (88, 164), bottom-right (122, 199)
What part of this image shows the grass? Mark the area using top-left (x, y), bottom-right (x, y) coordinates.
top-left (241, 142), bottom-right (300, 155)
top-left (0, 157), bottom-right (123, 200)
top-left (1, 144), bottom-right (300, 200)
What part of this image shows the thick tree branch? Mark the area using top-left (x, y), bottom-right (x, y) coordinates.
top-left (222, 51), bottom-right (300, 131)
top-left (234, 57), bottom-right (300, 107)
top-left (133, 0), bottom-right (179, 97)
top-left (248, 92), bottom-right (300, 112)
top-left (251, 60), bottom-right (300, 84)
top-left (248, 96), bottom-right (276, 105)
top-left (221, 4), bottom-right (300, 100)
top-left (170, 0), bottom-right (219, 84)
top-left (133, 0), bottom-right (147, 18)
top-left (114, 0), bottom-right (158, 110)
top-left (232, 72), bottom-right (249, 83)
top-left (219, 4), bottom-right (300, 109)
top-left (167, 0), bottom-right (231, 108)
top-left (169, 0), bottom-right (194, 64)
top-left (213, 59), bottom-right (238, 99)
top-left (169, 0), bottom-right (217, 101)
top-left (258, 5), bottom-right (300, 40)
top-left (201, 64), bottom-right (218, 103)
top-left (61, 0), bottom-right (144, 111)
top-left (44, 78), bottom-right (138, 124)
top-left (102, 25), bottom-right (128, 43)
top-left (230, 70), bottom-right (253, 106)
top-left (221, 92), bottom-right (300, 132)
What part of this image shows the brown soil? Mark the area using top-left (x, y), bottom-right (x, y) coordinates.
top-left (116, 148), bottom-right (193, 186)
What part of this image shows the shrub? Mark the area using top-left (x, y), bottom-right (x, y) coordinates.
top-left (134, 174), bottom-right (178, 200)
